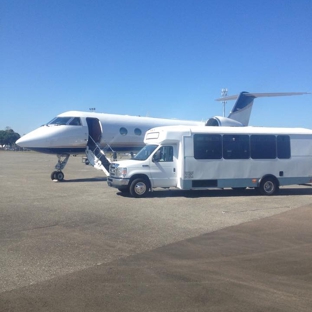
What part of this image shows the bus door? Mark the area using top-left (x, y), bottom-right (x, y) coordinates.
top-left (149, 145), bottom-right (177, 188)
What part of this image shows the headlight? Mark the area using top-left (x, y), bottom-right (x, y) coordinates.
top-left (116, 167), bottom-right (127, 178)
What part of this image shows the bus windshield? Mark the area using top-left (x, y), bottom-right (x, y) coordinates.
top-left (134, 145), bottom-right (158, 161)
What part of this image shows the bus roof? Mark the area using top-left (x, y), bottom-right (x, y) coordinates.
top-left (144, 125), bottom-right (312, 144)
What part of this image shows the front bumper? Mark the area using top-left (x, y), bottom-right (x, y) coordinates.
top-left (107, 176), bottom-right (130, 188)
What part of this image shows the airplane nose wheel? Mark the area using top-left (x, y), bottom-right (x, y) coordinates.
top-left (51, 171), bottom-right (64, 181)
top-left (51, 154), bottom-right (69, 181)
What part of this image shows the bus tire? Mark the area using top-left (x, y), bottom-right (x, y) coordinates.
top-left (259, 177), bottom-right (279, 196)
top-left (129, 178), bottom-right (149, 197)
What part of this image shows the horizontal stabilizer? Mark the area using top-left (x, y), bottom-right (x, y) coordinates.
top-left (215, 92), bottom-right (310, 102)
top-left (214, 91), bottom-right (310, 126)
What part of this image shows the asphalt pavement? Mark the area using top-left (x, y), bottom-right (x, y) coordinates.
top-left (0, 151), bottom-right (312, 311)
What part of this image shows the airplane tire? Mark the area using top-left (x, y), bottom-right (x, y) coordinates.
top-left (51, 171), bottom-right (57, 180)
top-left (55, 171), bottom-right (64, 182)
top-left (259, 177), bottom-right (279, 195)
top-left (129, 178), bottom-right (149, 197)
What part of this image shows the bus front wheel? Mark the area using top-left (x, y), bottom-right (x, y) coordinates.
top-left (129, 178), bottom-right (149, 197)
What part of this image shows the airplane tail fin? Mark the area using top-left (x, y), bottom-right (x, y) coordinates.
top-left (215, 92), bottom-right (310, 126)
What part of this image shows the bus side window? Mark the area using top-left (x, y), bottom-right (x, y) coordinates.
top-left (158, 146), bottom-right (173, 162)
top-left (194, 134), bottom-right (222, 159)
top-left (277, 135), bottom-right (291, 159)
top-left (223, 135), bottom-right (249, 159)
top-left (251, 135), bottom-right (276, 159)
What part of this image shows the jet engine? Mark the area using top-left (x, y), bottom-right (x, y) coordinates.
top-left (205, 116), bottom-right (244, 127)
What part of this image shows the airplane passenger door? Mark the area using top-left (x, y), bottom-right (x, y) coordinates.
top-left (149, 145), bottom-right (177, 188)
top-left (86, 118), bottom-right (102, 146)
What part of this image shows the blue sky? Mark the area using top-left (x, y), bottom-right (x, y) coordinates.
top-left (1, 0), bottom-right (312, 135)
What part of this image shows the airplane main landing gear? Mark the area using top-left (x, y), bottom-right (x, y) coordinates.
top-left (51, 171), bottom-right (65, 181)
top-left (51, 154), bottom-right (70, 182)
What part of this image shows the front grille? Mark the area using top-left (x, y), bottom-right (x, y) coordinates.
top-left (109, 163), bottom-right (118, 176)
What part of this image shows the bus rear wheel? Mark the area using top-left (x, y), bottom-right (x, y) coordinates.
top-left (259, 177), bottom-right (279, 196)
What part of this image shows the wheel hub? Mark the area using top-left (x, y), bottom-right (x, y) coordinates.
top-left (134, 182), bottom-right (147, 195)
top-left (264, 181), bottom-right (274, 193)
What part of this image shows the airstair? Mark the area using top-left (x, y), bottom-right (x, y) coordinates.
top-left (85, 136), bottom-right (112, 176)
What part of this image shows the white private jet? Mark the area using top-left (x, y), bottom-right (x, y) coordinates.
top-left (16, 91), bottom-right (309, 181)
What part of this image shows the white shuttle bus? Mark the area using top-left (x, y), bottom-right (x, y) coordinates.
top-left (107, 126), bottom-right (312, 197)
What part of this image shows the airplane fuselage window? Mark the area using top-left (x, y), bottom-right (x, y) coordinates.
top-left (134, 128), bottom-right (142, 136)
top-left (120, 127), bottom-right (128, 135)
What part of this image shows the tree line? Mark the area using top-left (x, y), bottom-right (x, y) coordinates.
top-left (0, 128), bottom-right (21, 147)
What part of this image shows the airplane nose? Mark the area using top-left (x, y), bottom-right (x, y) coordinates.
top-left (15, 128), bottom-right (47, 148)
top-left (16, 136), bottom-right (28, 148)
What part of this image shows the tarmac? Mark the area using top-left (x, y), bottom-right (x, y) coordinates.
top-left (0, 151), bottom-right (312, 311)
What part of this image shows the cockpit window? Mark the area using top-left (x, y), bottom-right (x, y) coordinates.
top-left (47, 117), bottom-right (71, 125)
top-left (46, 117), bottom-right (81, 126)
top-left (69, 117), bottom-right (81, 125)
